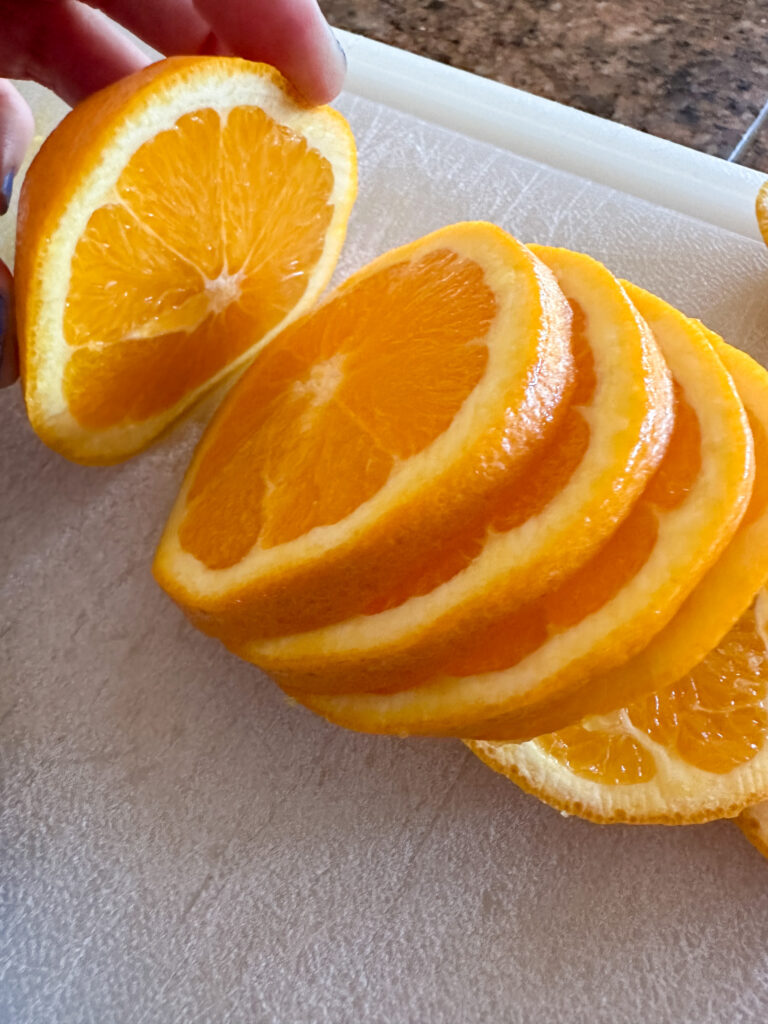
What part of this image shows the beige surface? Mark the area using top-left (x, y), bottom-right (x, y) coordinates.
top-left (4, 65), bottom-right (768, 1024)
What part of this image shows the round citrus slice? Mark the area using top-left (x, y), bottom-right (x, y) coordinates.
top-left (467, 588), bottom-right (768, 825)
top-left (239, 246), bottom-right (674, 694)
top-left (16, 56), bottom-right (357, 463)
top-left (538, 332), bottom-right (768, 730)
top-left (737, 800), bottom-right (768, 860)
top-left (154, 223), bottom-right (574, 640)
top-left (756, 178), bottom-right (768, 248)
top-left (291, 283), bottom-right (754, 738)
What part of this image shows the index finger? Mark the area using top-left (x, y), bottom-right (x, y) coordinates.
top-left (92, 0), bottom-right (346, 104)
top-left (196, 0), bottom-right (346, 104)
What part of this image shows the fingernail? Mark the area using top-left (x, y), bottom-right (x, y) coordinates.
top-left (327, 26), bottom-right (347, 74)
top-left (0, 170), bottom-right (15, 215)
top-left (334, 34), bottom-right (347, 73)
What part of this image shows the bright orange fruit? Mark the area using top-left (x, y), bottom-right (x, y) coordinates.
top-left (756, 179), bottom-right (768, 249)
top-left (292, 284), bottom-right (754, 739)
top-left (154, 223), bottom-right (574, 640)
top-left (468, 588), bottom-right (768, 825)
top-left (16, 56), bottom-right (357, 463)
top-left (240, 246), bottom-right (674, 694)
top-left (532, 331), bottom-right (768, 731)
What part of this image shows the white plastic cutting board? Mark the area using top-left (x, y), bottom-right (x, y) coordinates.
top-left (3, 31), bottom-right (768, 1024)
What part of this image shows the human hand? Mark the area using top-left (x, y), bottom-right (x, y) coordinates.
top-left (0, 0), bottom-right (347, 387)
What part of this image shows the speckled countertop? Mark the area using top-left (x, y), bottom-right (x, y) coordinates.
top-left (323, 0), bottom-right (768, 173)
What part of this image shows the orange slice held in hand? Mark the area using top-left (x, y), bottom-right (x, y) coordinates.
top-left (293, 281), bottom-right (754, 739)
top-left (240, 247), bottom-right (675, 694)
top-left (154, 223), bottom-right (574, 639)
top-left (469, 588), bottom-right (768, 825)
top-left (16, 56), bottom-right (357, 463)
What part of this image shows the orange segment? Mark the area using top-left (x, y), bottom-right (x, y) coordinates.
top-left (17, 56), bottom-right (357, 463)
top-left (115, 107), bottom-right (225, 279)
top-left (535, 726), bottom-right (656, 787)
top-left (221, 105), bottom-right (335, 281)
top-left (62, 305), bottom-right (257, 431)
top-left (291, 282), bottom-right (754, 737)
top-left (62, 201), bottom-right (206, 348)
top-left (154, 223), bottom-right (574, 640)
top-left (241, 247), bottom-right (674, 693)
top-left (627, 612), bottom-right (768, 776)
top-left (468, 590), bottom-right (768, 825)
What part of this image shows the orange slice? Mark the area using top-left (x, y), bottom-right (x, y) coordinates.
top-left (292, 283), bottom-right (754, 738)
top-left (468, 589), bottom-right (768, 825)
top-left (240, 246), bottom-right (674, 694)
top-left (534, 332), bottom-right (768, 730)
top-left (16, 56), bottom-right (357, 463)
top-left (756, 179), bottom-right (768, 248)
top-left (154, 223), bottom-right (574, 640)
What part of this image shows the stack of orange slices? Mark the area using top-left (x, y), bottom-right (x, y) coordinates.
top-left (15, 57), bottom-right (768, 857)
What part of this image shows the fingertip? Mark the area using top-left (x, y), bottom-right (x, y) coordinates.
top-left (196, 0), bottom-right (347, 106)
top-left (311, 27), bottom-right (347, 105)
top-left (0, 81), bottom-right (34, 201)
top-left (291, 17), bottom-right (347, 105)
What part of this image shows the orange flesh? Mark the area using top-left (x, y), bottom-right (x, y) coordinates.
top-left (629, 606), bottom-right (768, 774)
top-left (63, 106), bottom-right (335, 428)
top-left (178, 249), bottom-right (495, 568)
top-left (536, 724), bottom-right (656, 785)
top-left (360, 376), bottom-right (696, 696)
top-left (537, 605), bottom-right (768, 784)
top-left (370, 380), bottom-right (700, 690)
top-left (362, 299), bottom-right (595, 615)
top-left (434, 503), bottom-right (659, 679)
top-left (642, 381), bottom-right (701, 507)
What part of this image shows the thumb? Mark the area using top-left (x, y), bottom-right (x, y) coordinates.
top-left (0, 78), bottom-right (34, 210)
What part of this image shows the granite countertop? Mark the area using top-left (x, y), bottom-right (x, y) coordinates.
top-left (324, 0), bottom-right (768, 173)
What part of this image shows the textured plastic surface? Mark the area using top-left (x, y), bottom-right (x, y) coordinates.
top-left (4, 54), bottom-right (768, 1024)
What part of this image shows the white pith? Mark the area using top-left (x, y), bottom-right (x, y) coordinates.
top-left (308, 288), bottom-right (755, 732)
top-left (158, 225), bottom-right (572, 594)
top-left (245, 248), bottom-right (674, 667)
top-left (470, 588), bottom-right (768, 824)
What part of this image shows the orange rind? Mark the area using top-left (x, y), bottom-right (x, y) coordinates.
top-left (293, 283), bottom-right (754, 739)
top-left (468, 589), bottom-right (768, 825)
top-left (530, 332), bottom-right (768, 731)
top-left (154, 224), bottom-right (574, 639)
top-left (239, 246), bottom-right (674, 694)
top-left (737, 798), bottom-right (768, 859)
